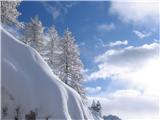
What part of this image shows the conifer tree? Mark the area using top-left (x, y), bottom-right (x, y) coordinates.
top-left (91, 100), bottom-right (102, 117)
top-left (45, 25), bottom-right (62, 76)
top-left (91, 100), bottom-right (96, 109)
top-left (24, 15), bottom-right (44, 53)
top-left (96, 100), bottom-right (102, 116)
top-left (59, 28), bottom-right (86, 98)
top-left (1, 0), bottom-right (23, 28)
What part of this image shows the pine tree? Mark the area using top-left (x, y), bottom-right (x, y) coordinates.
top-left (1, 0), bottom-right (23, 28)
top-left (45, 25), bottom-right (62, 76)
top-left (96, 101), bottom-right (101, 110)
top-left (24, 15), bottom-right (44, 53)
top-left (96, 100), bottom-right (102, 116)
top-left (91, 100), bottom-right (102, 117)
top-left (91, 100), bottom-right (96, 109)
top-left (59, 28), bottom-right (86, 98)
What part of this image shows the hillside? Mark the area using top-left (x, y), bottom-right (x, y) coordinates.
top-left (1, 28), bottom-right (95, 119)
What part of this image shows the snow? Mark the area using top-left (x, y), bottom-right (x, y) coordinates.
top-left (1, 28), bottom-right (95, 119)
top-left (90, 109), bottom-right (103, 120)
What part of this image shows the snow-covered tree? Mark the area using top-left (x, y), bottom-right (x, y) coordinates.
top-left (59, 28), bottom-right (86, 98)
top-left (1, 0), bottom-right (23, 28)
top-left (91, 100), bottom-right (96, 109)
top-left (25, 110), bottom-right (36, 120)
top-left (91, 100), bottom-right (102, 117)
top-left (2, 106), bottom-right (8, 118)
top-left (45, 25), bottom-right (62, 76)
top-left (96, 100), bottom-right (102, 117)
top-left (24, 15), bottom-right (44, 53)
top-left (14, 106), bottom-right (23, 120)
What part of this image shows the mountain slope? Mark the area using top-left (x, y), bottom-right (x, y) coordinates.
top-left (1, 28), bottom-right (94, 119)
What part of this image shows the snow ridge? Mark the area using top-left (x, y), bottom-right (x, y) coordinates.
top-left (1, 28), bottom-right (94, 119)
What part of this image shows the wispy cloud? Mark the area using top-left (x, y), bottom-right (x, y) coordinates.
top-left (65, 2), bottom-right (77, 8)
top-left (79, 42), bottom-right (86, 47)
top-left (95, 36), bottom-right (128, 48)
top-left (108, 40), bottom-right (128, 47)
top-left (41, 2), bottom-right (77, 21)
top-left (133, 30), bottom-right (151, 39)
top-left (41, 2), bottom-right (60, 20)
top-left (154, 39), bottom-right (160, 43)
top-left (97, 23), bottom-right (115, 31)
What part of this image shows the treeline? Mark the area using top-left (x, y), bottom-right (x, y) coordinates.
top-left (1, 1), bottom-right (86, 99)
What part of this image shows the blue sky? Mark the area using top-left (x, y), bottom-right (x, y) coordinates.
top-left (17, 1), bottom-right (159, 119)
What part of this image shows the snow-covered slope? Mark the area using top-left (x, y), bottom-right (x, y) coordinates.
top-left (1, 28), bottom-right (94, 119)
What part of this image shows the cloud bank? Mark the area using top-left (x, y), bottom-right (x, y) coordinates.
top-left (88, 42), bottom-right (160, 94)
top-left (109, 1), bottom-right (159, 29)
top-left (87, 41), bottom-right (160, 119)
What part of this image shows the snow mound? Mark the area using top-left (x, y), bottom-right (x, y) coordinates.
top-left (1, 28), bottom-right (94, 119)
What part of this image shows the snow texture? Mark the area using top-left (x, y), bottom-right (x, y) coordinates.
top-left (1, 28), bottom-right (95, 120)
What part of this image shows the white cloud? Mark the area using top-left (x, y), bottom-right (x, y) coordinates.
top-left (88, 42), bottom-right (160, 96)
top-left (108, 40), bottom-right (128, 47)
top-left (109, 1), bottom-right (159, 29)
top-left (95, 36), bottom-right (128, 48)
top-left (85, 86), bottom-right (102, 94)
top-left (133, 30), bottom-right (151, 39)
top-left (95, 42), bottom-right (159, 64)
top-left (88, 89), bottom-right (159, 120)
top-left (97, 23), bottom-right (115, 31)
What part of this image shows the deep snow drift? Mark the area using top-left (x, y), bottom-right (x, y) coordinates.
top-left (1, 28), bottom-right (95, 119)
